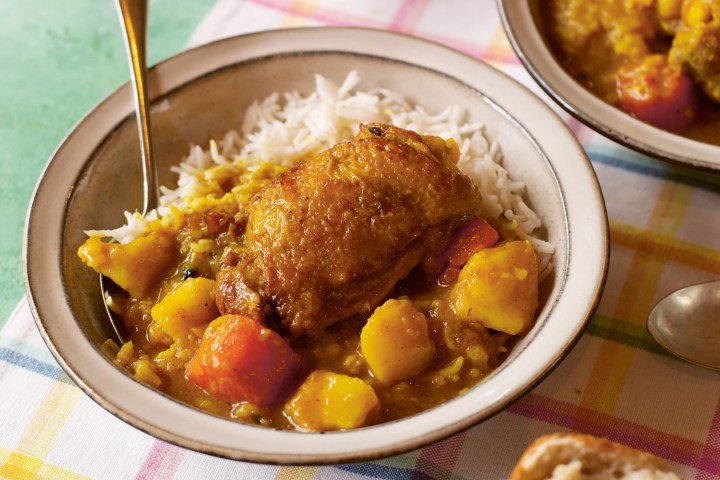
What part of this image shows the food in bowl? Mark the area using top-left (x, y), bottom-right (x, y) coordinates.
top-left (543, 0), bottom-right (720, 145)
top-left (77, 72), bottom-right (554, 432)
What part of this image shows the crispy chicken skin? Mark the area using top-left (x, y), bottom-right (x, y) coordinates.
top-left (216, 124), bottom-right (483, 336)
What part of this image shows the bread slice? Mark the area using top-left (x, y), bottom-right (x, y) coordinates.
top-left (510, 433), bottom-right (683, 480)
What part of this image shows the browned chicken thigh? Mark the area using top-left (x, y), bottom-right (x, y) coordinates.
top-left (216, 124), bottom-right (484, 335)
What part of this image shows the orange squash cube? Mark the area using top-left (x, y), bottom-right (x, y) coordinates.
top-left (186, 315), bottom-right (300, 406)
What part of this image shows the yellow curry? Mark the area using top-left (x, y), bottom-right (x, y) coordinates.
top-left (78, 124), bottom-right (540, 432)
top-left (544, 0), bottom-right (720, 145)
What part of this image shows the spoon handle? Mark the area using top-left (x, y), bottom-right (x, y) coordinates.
top-left (115, 0), bottom-right (159, 215)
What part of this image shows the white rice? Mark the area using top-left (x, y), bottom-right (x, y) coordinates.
top-left (88, 71), bottom-right (554, 278)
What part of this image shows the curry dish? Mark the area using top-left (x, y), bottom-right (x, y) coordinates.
top-left (78, 124), bottom-right (541, 431)
top-left (543, 0), bottom-right (720, 145)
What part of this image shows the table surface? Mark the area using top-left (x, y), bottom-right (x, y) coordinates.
top-left (3, 1), bottom-right (720, 479)
top-left (0, 0), bottom-right (216, 326)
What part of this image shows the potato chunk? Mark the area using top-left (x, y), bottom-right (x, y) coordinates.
top-left (450, 240), bottom-right (538, 335)
top-left (77, 233), bottom-right (177, 298)
top-left (360, 299), bottom-right (435, 385)
top-left (149, 278), bottom-right (219, 344)
top-left (284, 370), bottom-right (379, 431)
top-left (186, 315), bottom-right (300, 406)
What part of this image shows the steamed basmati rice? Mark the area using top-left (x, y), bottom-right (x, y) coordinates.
top-left (88, 71), bottom-right (554, 278)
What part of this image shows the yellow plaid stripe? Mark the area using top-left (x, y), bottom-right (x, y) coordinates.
top-left (611, 222), bottom-right (720, 274)
top-left (15, 383), bottom-right (82, 458)
top-left (0, 449), bottom-right (90, 480)
top-left (276, 466), bottom-right (317, 479)
top-left (580, 181), bottom-right (693, 416)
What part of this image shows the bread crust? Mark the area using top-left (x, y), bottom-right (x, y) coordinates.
top-left (509, 432), bottom-right (682, 480)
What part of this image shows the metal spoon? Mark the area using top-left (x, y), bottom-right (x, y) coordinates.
top-left (100, 0), bottom-right (159, 343)
top-left (647, 280), bottom-right (720, 371)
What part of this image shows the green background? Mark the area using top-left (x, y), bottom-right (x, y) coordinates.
top-left (0, 0), bottom-right (215, 328)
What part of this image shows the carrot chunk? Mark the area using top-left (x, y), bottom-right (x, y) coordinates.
top-left (186, 315), bottom-right (300, 406)
top-left (437, 218), bottom-right (499, 285)
top-left (616, 55), bottom-right (697, 131)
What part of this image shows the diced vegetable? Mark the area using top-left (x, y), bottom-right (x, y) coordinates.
top-left (77, 233), bottom-right (177, 298)
top-left (186, 315), bottom-right (300, 406)
top-left (284, 370), bottom-right (379, 431)
top-left (116, 341), bottom-right (137, 365)
top-left (657, 0), bottom-right (682, 21)
top-left (450, 240), bottom-right (538, 335)
top-left (149, 277), bottom-right (219, 344)
top-left (684, 0), bottom-right (712, 26)
top-left (616, 55), bottom-right (697, 131)
top-left (446, 218), bottom-right (499, 267)
top-left (437, 218), bottom-right (499, 284)
top-left (360, 299), bottom-right (435, 385)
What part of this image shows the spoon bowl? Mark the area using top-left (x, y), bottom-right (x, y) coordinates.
top-left (647, 280), bottom-right (720, 371)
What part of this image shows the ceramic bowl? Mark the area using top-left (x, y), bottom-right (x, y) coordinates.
top-left (24, 27), bottom-right (608, 464)
top-left (498, 0), bottom-right (720, 172)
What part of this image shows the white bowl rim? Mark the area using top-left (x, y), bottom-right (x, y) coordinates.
top-left (24, 26), bottom-right (609, 464)
top-left (497, 0), bottom-right (720, 173)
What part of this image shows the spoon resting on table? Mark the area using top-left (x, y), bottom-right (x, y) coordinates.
top-left (647, 280), bottom-right (720, 371)
top-left (100, 0), bottom-right (160, 344)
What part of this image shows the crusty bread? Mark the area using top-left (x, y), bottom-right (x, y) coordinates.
top-left (510, 433), bottom-right (683, 480)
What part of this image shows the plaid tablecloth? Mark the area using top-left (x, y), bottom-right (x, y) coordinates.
top-left (4, 0), bottom-right (720, 478)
